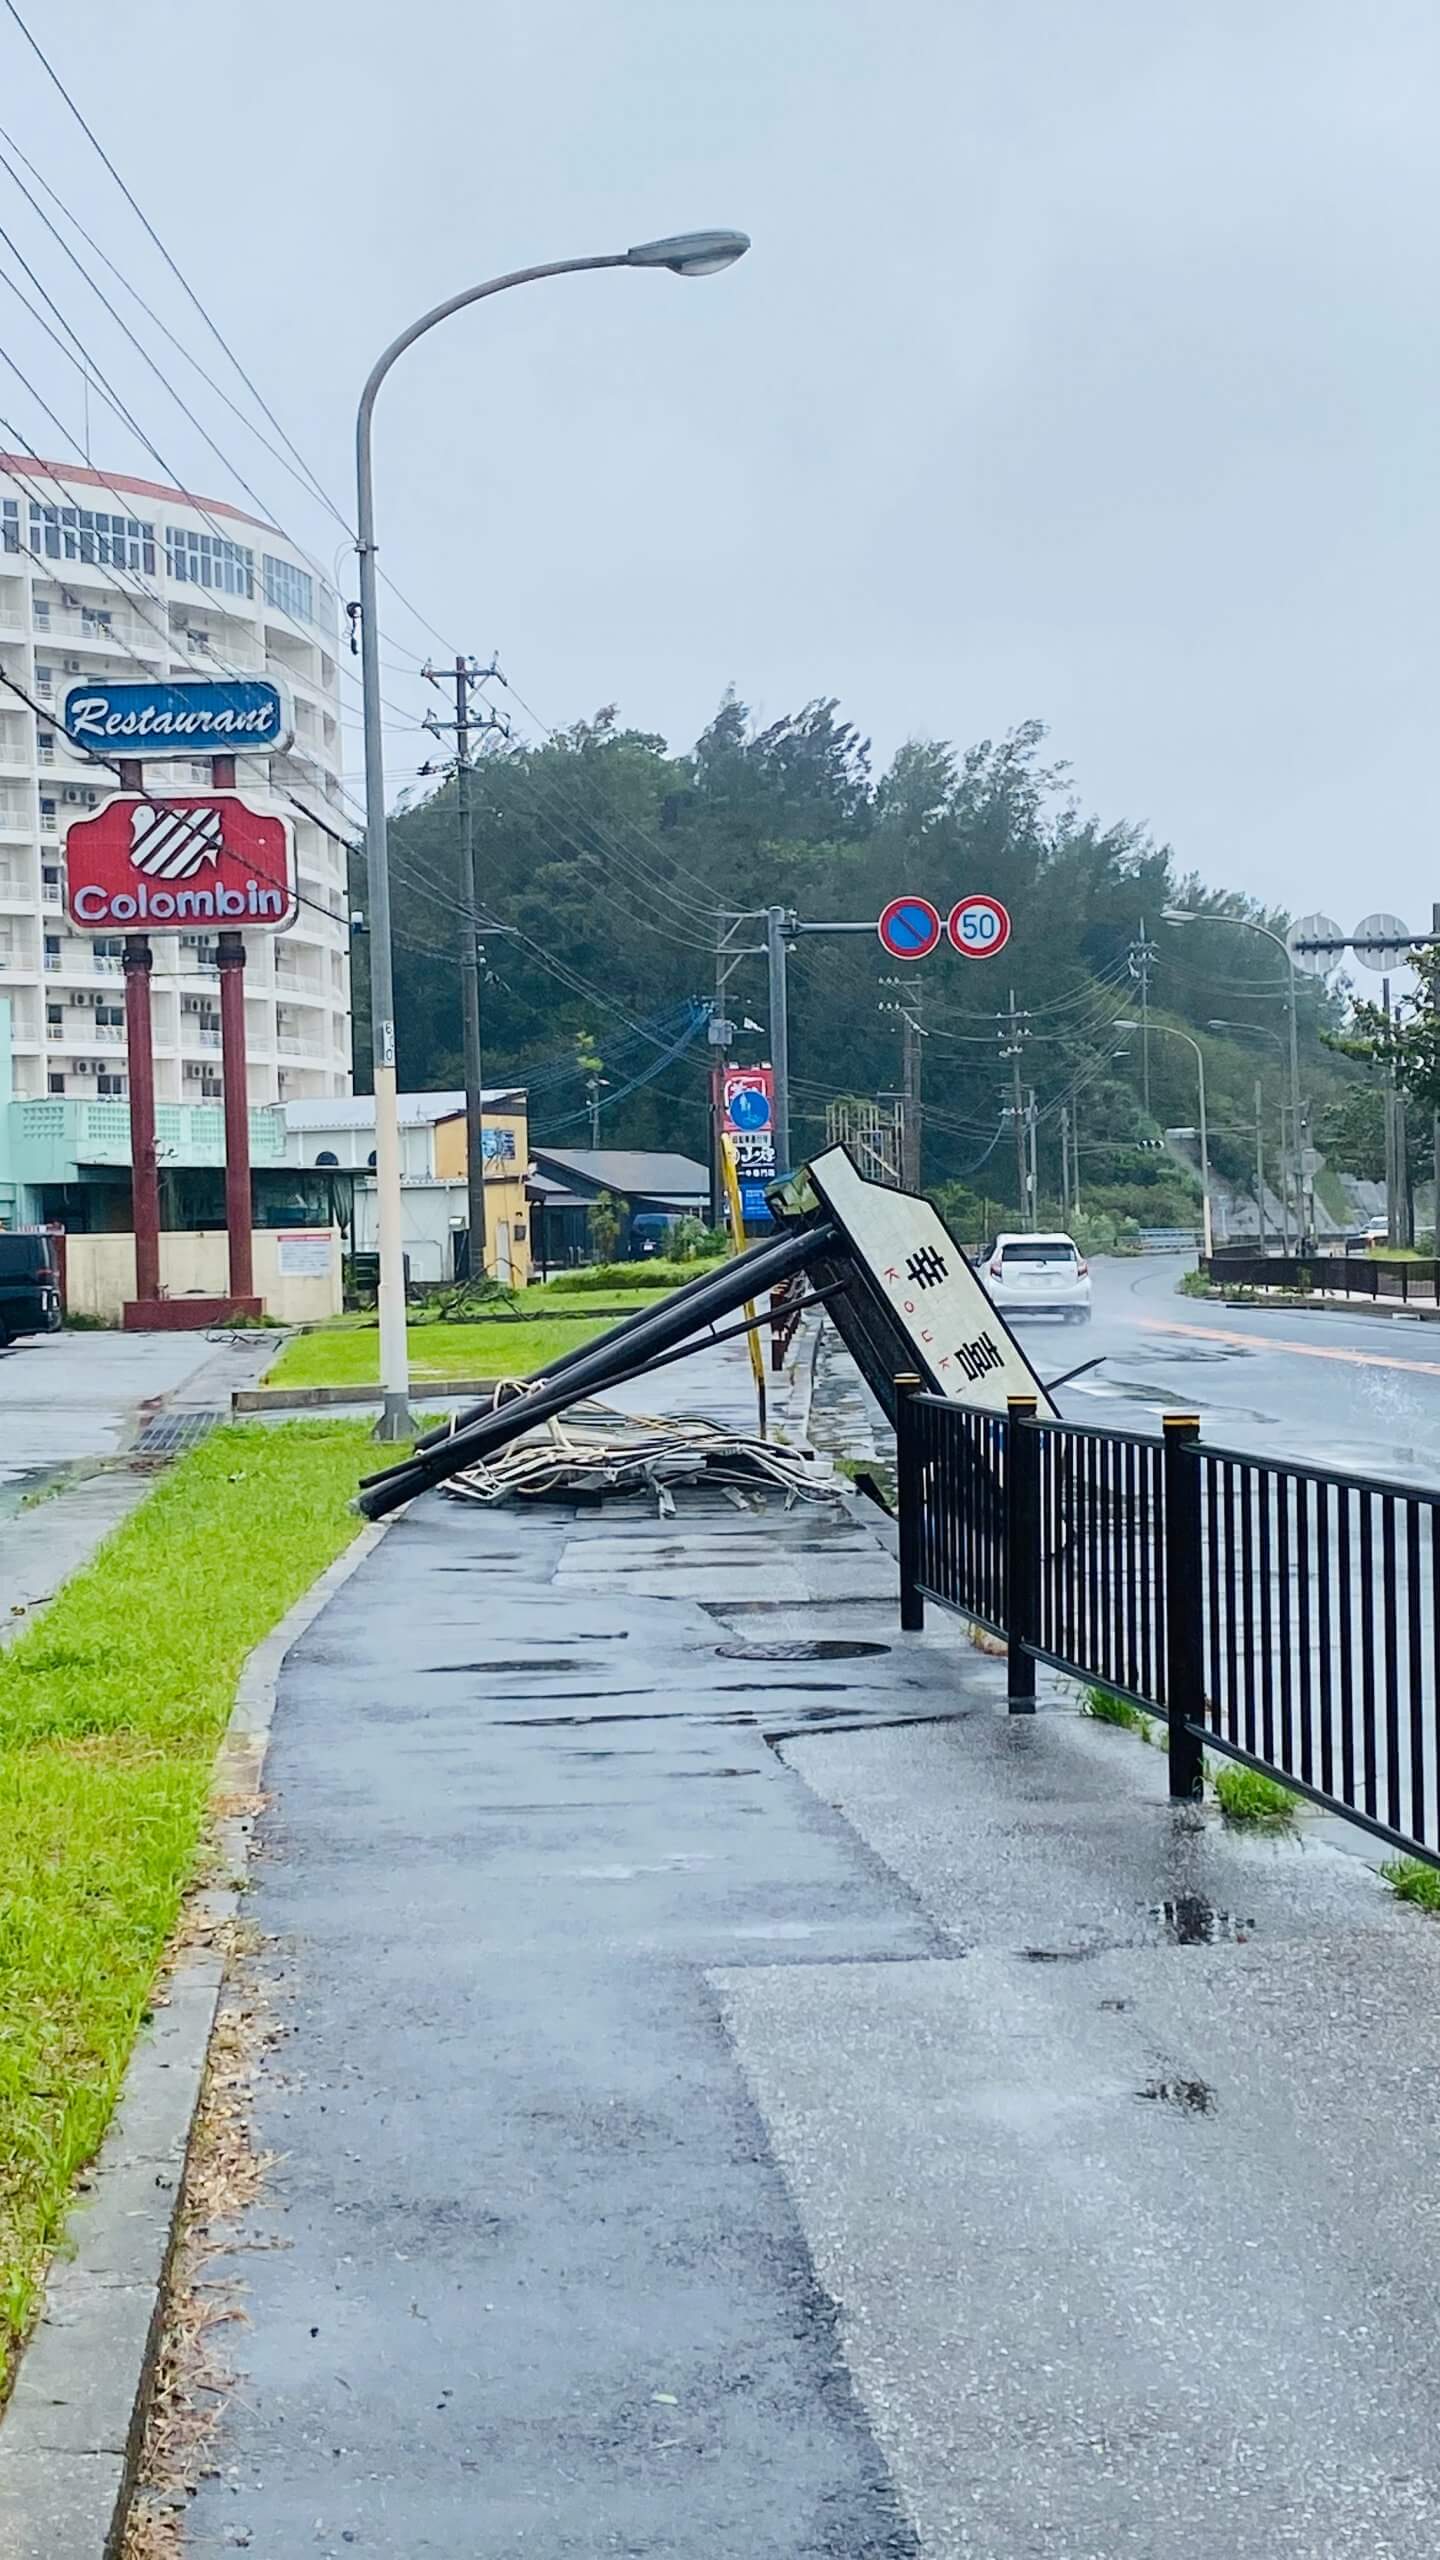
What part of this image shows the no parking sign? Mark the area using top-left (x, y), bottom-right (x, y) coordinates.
top-left (876, 896), bottom-right (942, 961)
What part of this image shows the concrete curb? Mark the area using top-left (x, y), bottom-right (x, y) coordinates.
top-left (233, 1377), bottom-right (510, 1413)
top-left (1215, 1292), bottom-right (1440, 1325)
top-left (0, 1521), bottom-right (390, 2560)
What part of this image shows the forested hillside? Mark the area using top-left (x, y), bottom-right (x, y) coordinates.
top-left (354, 695), bottom-right (1366, 1227)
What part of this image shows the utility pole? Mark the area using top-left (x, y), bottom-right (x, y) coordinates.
top-left (1130, 921), bottom-right (1157, 1118)
top-left (422, 657), bottom-right (508, 1281)
top-left (709, 911), bottom-right (765, 1225)
top-left (1255, 1077), bottom-right (1268, 1251)
top-left (878, 975), bottom-right (925, 1189)
top-left (999, 990), bottom-right (1032, 1227)
top-left (1059, 1103), bottom-right (1071, 1220)
top-left (765, 904), bottom-right (793, 1178)
top-left (1025, 1087), bottom-right (1039, 1223)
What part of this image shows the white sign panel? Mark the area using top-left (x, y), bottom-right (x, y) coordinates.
top-left (276, 1229), bottom-right (334, 1278)
top-left (804, 1145), bottom-right (1056, 1418)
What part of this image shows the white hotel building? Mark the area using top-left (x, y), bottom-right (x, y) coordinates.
top-left (0, 458), bottom-right (352, 1104)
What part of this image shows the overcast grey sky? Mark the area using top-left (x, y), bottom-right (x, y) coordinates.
top-left (3, 0), bottom-right (1436, 926)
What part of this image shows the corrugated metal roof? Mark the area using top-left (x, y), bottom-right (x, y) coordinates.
top-left (530, 1147), bottom-right (709, 1199)
top-left (283, 1089), bottom-right (522, 1133)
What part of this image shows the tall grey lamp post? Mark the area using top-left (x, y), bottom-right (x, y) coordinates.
top-left (356, 230), bottom-right (751, 1438)
top-left (1163, 908), bottom-right (1307, 1252)
top-left (1116, 1018), bottom-right (1212, 1255)
top-left (1207, 1017), bottom-right (1294, 1249)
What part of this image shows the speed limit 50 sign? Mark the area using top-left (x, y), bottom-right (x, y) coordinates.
top-left (947, 893), bottom-right (1011, 958)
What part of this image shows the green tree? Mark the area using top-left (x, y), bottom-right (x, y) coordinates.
top-left (587, 1191), bottom-right (621, 1261)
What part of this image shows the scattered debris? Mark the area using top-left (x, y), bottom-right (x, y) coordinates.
top-left (121, 1963), bottom-right (281, 2557)
top-left (1136, 2076), bottom-right (1216, 2114)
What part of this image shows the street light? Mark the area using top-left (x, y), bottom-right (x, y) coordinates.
top-left (356, 232), bottom-right (751, 1437)
top-left (1163, 907), bottom-right (1307, 1249)
top-left (1206, 1018), bottom-right (1293, 1249)
top-left (1115, 1019), bottom-right (1212, 1256)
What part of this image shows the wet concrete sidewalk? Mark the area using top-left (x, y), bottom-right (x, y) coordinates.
top-left (0, 1328), bottom-right (277, 1643)
top-left (183, 1340), bottom-right (1440, 2558)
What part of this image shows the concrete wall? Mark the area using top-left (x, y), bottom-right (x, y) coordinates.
top-left (349, 1177), bottom-right (532, 1288)
top-left (432, 1107), bottom-right (528, 1183)
top-left (64, 1227), bottom-right (343, 1325)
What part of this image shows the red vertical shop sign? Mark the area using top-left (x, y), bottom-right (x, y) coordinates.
top-left (714, 1063), bottom-right (778, 1226)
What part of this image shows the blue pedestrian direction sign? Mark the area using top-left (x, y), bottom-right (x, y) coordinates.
top-left (876, 894), bottom-right (942, 961)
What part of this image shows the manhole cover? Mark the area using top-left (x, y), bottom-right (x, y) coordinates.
top-left (714, 1639), bottom-right (891, 1663)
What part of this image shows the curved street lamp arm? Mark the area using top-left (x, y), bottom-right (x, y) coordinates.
top-left (356, 255), bottom-right (629, 549)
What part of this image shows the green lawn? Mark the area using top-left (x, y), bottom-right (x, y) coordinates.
top-left (0, 1422), bottom-right (377, 2378)
top-left (265, 1311), bottom-right (619, 1391)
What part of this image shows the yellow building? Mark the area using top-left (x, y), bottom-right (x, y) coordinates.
top-left (434, 1094), bottom-right (531, 1284)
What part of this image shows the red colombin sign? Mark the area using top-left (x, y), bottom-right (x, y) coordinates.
top-left (64, 793), bottom-right (297, 933)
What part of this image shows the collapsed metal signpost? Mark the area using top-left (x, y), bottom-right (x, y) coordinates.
top-left (356, 1144), bottom-right (1050, 1520)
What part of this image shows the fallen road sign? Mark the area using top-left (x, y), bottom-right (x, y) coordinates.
top-left (355, 1143), bottom-right (1051, 1517)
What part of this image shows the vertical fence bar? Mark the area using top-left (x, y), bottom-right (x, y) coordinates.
top-left (1005, 1395), bottom-right (1039, 1713)
top-left (1162, 1414), bottom-right (1206, 1800)
top-left (895, 1374), bottom-right (925, 1632)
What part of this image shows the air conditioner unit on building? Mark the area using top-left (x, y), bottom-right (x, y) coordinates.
top-left (73, 1058), bottom-right (94, 1075)
top-left (62, 657), bottom-right (81, 675)
top-left (71, 990), bottom-right (93, 1008)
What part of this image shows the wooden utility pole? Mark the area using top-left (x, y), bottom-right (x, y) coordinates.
top-left (879, 975), bottom-right (925, 1188)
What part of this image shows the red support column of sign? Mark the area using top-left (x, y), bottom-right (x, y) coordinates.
top-left (209, 757), bottom-right (254, 1308)
top-left (123, 934), bottom-right (161, 1308)
top-left (217, 931), bottom-right (253, 1304)
top-left (116, 758), bottom-right (161, 1314)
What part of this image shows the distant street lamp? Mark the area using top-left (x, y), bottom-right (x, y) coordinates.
top-left (356, 230), bottom-right (751, 1437)
top-left (1163, 908), bottom-right (1308, 1250)
top-left (1116, 1018), bottom-right (1212, 1256)
top-left (1207, 1018), bottom-right (1294, 1249)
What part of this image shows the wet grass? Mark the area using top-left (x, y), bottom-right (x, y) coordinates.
top-left (0, 1422), bottom-right (377, 2386)
top-left (265, 1313), bottom-right (615, 1390)
top-left (1082, 1684), bottom-right (1154, 1741)
top-left (1380, 1856), bottom-right (1440, 1914)
top-left (1211, 1763), bottom-right (1302, 1827)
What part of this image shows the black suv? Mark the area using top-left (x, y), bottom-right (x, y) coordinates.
top-left (0, 1231), bottom-right (63, 1346)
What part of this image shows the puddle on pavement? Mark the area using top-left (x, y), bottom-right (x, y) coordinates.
top-left (426, 1658), bottom-right (593, 1675)
top-left (1021, 1945), bottom-right (1097, 1963)
top-left (1150, 1895), bottom-right (1255, 1945)
top-left (714, 1639), bottom-right (891, 1663)
top-left (1137, 2077), bottom-right (1216, 2113)
top-left (715, 1679), bottom-right (851, 1694)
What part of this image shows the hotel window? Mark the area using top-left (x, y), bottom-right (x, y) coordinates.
top-left (1, 497), bottom-right (17, 553)
top-left (28, 503), bottom-right (155, 574)
top-left (166, 526), bottom-right (254, 597)
top-left (263, 554), bottom-right (315, 623)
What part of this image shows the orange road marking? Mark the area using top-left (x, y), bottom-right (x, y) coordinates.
top-left (1142, 1316), bottom-right (1440, 1379)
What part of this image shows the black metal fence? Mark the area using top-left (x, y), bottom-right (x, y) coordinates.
top-left (1204, 1251), bottom-right (1440, 1303)
top-left (897, 1385), bottom-right (1440, 1868)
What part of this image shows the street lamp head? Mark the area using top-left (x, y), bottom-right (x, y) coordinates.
top-left (1161, 907), bottom-right (1198, 925)
top-left (1114, 1019), bottom-right (1139, 1032)
top-left (626, 228), bottom-right (751, 277)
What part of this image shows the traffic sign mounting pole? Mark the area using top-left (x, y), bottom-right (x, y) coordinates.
top-left (766, 904), bottom-right (792, 1178)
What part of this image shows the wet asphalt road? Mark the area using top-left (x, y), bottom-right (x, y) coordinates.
top-left (1020, 1254), bottom-right (1440, 1488)
top-left (181, 1336), bottom-right (1440, 2558)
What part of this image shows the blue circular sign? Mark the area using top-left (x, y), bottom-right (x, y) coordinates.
top-left (728, 1085), bottom-right (772, 1130)
top-left (877, 895), bottom-right (942, 960)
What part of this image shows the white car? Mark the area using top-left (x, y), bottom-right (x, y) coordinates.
top-left (983, 1232), bottom-right (1092, 1322)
